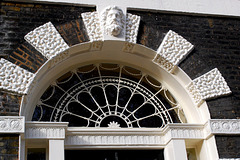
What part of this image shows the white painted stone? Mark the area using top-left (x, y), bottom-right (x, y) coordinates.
top-left (187, 68), bottom-right (231, 106)
top-left (164, 140), bottom-right (188, 160)
top-left (186, 81), bottom-right (203, 106)
top-left (0, 58), bottom-right (34, 94)
top-left (100, 6), bottom-right (125, 37)
top-left (82, 10), bottom-right (140, 43)
top-left (193, 68), bottom-right (231, 100)
top-left (155, 30), bottom-right (194, 73)
top-left (81, 11), bottom-right (103, 41)
top-left (49, 140), bottom-right (64, 160)
top-left (209, 119), bottom-right (240, 135)
top-left (126, 13), bottom-right (140, 43)
top-left (0, 116), bottom-right (24, 133)
top-left (24, 22), bottom-right (69, 59)
top-left (219, 159), bottom-right (240, 160)
top-left (25, 122), bottom-right (68, 139)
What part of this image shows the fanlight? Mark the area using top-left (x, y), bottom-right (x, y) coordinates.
top-left (32, 63), bottom-right (186, 128)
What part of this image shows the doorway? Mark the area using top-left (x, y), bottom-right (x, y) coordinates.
top-left (65, 150), bottom-right (164, 160)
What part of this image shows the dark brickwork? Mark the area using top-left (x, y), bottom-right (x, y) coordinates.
top-left (9, 42), bottom-right (47, 73)
top-left (129, 10), bottom-right (240, 158)
top-left (56, 18), bottom-right (90, 47)
top-left (0, 92), bottom-right (20, 116)
top-left (216, 136), bottom-right (240, 158)
top-left (0, 135), bottom-right (19, 160)
top-left (129, 10), bottom-right (240, 120)
top-left (0, 1), bottom-right (93, 71)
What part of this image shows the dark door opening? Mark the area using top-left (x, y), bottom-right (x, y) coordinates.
top-left (65, 150), bottom-right (164, 160)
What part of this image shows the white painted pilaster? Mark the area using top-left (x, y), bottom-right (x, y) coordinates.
top-left (164, 140), bottom-right (188, 160)
top-left (19, 135), bottom-right (25, 160)
top-left (49, 140), bottom-right (64, 160)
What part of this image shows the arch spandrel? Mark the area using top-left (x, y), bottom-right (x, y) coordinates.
top-left (20, 41), bottom-right (206, 124)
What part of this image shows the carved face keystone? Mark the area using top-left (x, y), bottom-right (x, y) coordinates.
top-left (105, 8), bottom-right (123, 36)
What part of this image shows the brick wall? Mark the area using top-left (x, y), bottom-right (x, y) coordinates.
top-left (216, 136), bottom-right (240, 158)
top-left (129, 10), bottom-right (240, 120)
top-left (0, 135), bottom-right (19, 160)
top-left (129, 10), bottom-right (240, 158)
top-left (0, 2), bottom-right (92, 72)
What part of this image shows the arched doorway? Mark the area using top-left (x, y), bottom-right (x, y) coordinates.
top-left (20, 41), bottom-right (218, 160)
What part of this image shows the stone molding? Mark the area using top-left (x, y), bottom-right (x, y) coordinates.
top-left (25, 122), bottom-right (68, 139)
top-left (209, 119), bottom-right (240, 134)
top-left (81, 11), bottom-right (140, 43)
top-left (24, 22), bottom-right (69, 59)
top-left (22, 119), bottom-right (240, 147)
top-left (64, 124), bottom-right (204, 147)
top-left (187, 68), bottom-right (231, 106)
top-left (0, 58), bottom-right (34, 94)
top-left (219, 159), bottom-right (240, 160)
top-left (0, 116), bottom-right (24, 133)
top-left (153, 30), bottom-right (194, 73)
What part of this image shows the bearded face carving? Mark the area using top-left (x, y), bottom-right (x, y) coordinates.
top-left (101, 6), bottom-right (124, 37)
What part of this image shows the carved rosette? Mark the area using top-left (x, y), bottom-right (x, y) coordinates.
top-left (24, 22), bottom-right (69, 59)
top-left (210, 119), bottom-right (240, 134)
top-left (0, 117), bottom-right (24, 133)
top-left (0, 58), bottom-right (35, 94)
top-left (154, 30), bottom-right (194, 73)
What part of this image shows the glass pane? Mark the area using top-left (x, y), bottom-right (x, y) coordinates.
top-left (27, 148), bottom-right (46, 160)
top-left (187, 148), bottom-right (197, 160)
top-left (65, 150), bottom-right (164, 160)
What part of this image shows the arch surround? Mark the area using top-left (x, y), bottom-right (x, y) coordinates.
top-left (18, 40), bottom-right (222, 160)
top-left (20, 40), bottom-right (210, 124)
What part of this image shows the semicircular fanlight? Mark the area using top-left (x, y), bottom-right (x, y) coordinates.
top-left (32, 63), bottom-right (186, 128)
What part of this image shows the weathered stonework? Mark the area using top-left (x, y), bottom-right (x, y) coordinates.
top-left (0, 58), bottom-right (34, 94)
top-left (24, 22), bottom-right (69, 59)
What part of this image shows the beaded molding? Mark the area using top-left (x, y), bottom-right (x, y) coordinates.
top-left (187, 68), bottom-right (231, 106)
top-left (0, 58), bottom-right (34, 94)
top-left (153, 30), bottom-right (194, 73)
top-left (24, 22), bottom-right (69, 59)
